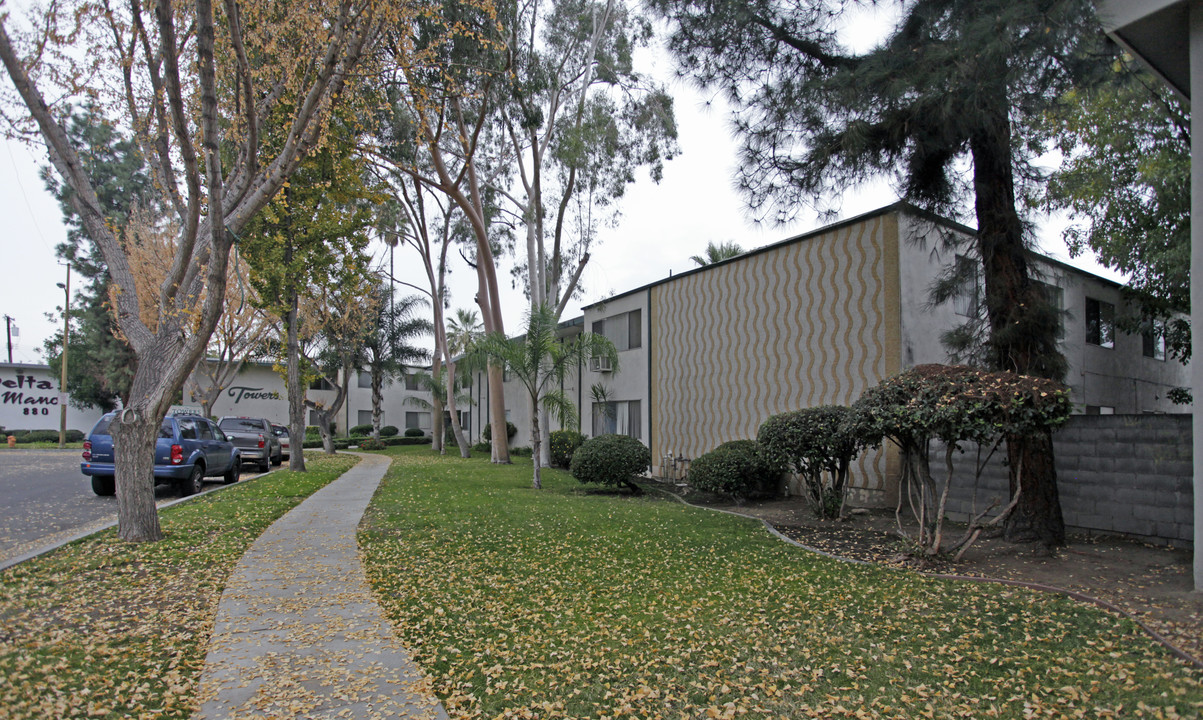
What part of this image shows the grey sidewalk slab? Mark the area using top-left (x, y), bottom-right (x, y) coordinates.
top-left (194, 452), bottom-right (448, 720)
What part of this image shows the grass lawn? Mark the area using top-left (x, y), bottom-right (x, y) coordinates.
top-left (361, 447), bottom-right (1202, 719)
top-left (0, 453), bottom-right (357, 720)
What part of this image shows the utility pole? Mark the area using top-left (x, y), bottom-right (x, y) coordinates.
top-left (3, 315), bottom-right (14, 364)
top-left (56, 264), bottom-right (70, 448)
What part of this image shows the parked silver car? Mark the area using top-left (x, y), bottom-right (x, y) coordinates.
top-left (271, 423), bottom-right (291, 461)
top-left (217, 416), bottom-right (283, 473)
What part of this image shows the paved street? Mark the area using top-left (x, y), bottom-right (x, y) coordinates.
top-left (0, 448), bottom-right (260, 567)
top-left (0, 449), bottom-right (115, 565)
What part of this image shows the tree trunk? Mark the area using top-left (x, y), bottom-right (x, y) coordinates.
top-left (316, 409), bottom-right (336, 454)
top-left (371, 360), bottom-right (384, 441)
top-left (970, 106), bottom-right (1066, 547)
top-left (431, 355), bottom-right (445, 454)
top-left (445, 359), bottom-right (471, 458)
top-left (111, 409), bottom-right (162, 542)
top-left (286, 289), bottom-right (306, 472)
top-left (530, 401), bottom-right (542, 490)
top-left (1004, 430), bottom-right (1065, 545)
top-left (539, 406), bottom-right (551, 468)
top-left (487, 365), bottom-right (510, 463)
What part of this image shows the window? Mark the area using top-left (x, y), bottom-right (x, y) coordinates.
top-left (592, 310), bottom-right (641, 350)
top-left (608, 312), bottom-right (629, 351)
top-left (1036, 281), bottom-right (1064, 311)
top-left (1085, 297), bottom-right (1115, 348)
top-left (310, 376), bottom-right (335, 391)
top-left (404, 374), bottom-right (421, 391)
top-left (442, 410), bottom-right (471, 436)
top-left (1143, 320), bottom-right (1166, 361)
top-left (358, 371), bottom-right (372, 389)
top-left (177, 418), bottom-right (199, 440)
top-left (952, 255), bottom-right (981, 317)
top-left (357, 410), bottom-right (376, 426)
top-left (592, 400), bottom-right (641, 440)
top-left (405, 411), bottom-right (431, 430)
top-left (1085, 405), bottom-right (1115, 415)
top-left (197, 421), bottom-right (213, 440)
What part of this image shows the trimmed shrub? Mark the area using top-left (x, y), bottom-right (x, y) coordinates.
top-left (358, 437), bottom-right (387, 451)
top-left (22, 430), bottom-right (61, 443)
top-left (510, 446), bottom-right (533, 457)
top-left (11, 429), bottom-right (85, 443)
top-left (482, 421), bottom-right (518, 442)
top-left (404, 427), bottom-right (425, 438)
top-left (350, 423), bottom-right (374, 436)
top-left (549, 430), bottom-right (586, 468)
top-left (759, 406), bottom-right (860, 518)
top-left (570, 434), bottom-right (650, 494)
top-left (380, 425), bottom-right (400, 437)
top-left (472, 441), bottom-right (491, 454)
top-left (688, 440), bottom-right (782, 500)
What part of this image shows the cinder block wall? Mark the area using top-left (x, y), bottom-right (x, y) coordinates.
top-left (938, 415), bottom-right (1193, 547)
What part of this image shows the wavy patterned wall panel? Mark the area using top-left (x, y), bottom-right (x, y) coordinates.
top-left (650, 214), bottom-right (901, 493)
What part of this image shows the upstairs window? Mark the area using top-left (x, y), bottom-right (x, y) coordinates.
top-left (1085, 297), bottom-right (1115, 349)
top-left (592, 310), bottom-right (642, 351)
top-left (952, 255), bottom-right (981, 317)
top-left (1142, 319), bottom-right (1166, 361)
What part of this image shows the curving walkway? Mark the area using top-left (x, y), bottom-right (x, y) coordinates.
top-left (194, 452), bottom-right (448, 720)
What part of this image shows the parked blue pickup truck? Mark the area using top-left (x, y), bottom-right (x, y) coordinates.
top-left (81, 412), bottom-right (242, 496)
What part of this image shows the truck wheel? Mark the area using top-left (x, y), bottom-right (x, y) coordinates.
top-left (182, 464), bottom-right (205, 496)
top-left (91, 475), bottom-right (115, 496)
top-left (223, 461), bottom-right (241, 485)
top-left (271, 451), bottom-right (282, 467)
top-left (258, 458), bottom-right (270, 473)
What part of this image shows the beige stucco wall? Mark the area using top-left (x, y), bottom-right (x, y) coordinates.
top-left (649, 212), bottom-right (902, 502)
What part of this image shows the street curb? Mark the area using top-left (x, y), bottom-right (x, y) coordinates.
top-left (0, 468), bottom-right (276, 572)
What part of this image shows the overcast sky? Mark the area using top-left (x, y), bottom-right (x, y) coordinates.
top-left (0, 17), bottom-right (1123, 366)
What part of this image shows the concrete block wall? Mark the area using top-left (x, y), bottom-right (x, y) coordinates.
top-left (937, 415), bottom-right (1193, 547)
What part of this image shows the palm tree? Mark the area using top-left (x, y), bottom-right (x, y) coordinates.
top-left (364, 289), bottom-right (430, 440)
top-left (690, 240), bottom-right (745, 267)
top-left (406, 366), bottom-right (475, 447)
top-left (473, 304), bottom-right (618, 489)
top-left (440, 308), bottom-right (483, 457)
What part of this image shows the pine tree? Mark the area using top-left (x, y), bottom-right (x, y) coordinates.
top-left (41, 105), bottom-right (149, 411)
top-left (655, 0), bottom-right (1110, 546)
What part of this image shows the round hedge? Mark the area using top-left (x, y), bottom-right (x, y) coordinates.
top-left (688, 439), bottom-right (782, 499)
top-left (350, 423), bottom-right (374, 437)
top-left (404, 427), bottom-right (425, 438)
top-left (483, 421), bottom-right (518, 442)
top-left (549, 430), bottom-right (586, 468)
top-left (570, 434), bottom-right (650, 494)
top-left (380, 425), bottom-right (400, 437)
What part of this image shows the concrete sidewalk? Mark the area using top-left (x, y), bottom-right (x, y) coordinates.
top-left (194, 452), bottom-right (448, 720)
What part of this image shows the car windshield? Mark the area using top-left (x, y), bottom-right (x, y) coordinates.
top-left (219, 418), bottom-right (262, 432)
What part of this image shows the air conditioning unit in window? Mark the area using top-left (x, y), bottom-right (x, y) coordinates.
top-left (590, 356), bottom-right (614, 373)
